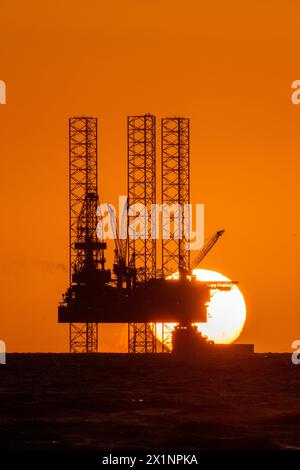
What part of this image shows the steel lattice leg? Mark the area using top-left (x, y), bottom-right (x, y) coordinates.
top-left (70, 323), bottom-right (98, 353)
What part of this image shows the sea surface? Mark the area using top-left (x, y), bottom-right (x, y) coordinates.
top-left (0, 353), bottom-right (300, 450)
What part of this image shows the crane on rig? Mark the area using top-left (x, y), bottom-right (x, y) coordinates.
top-left (189, 230), bottom-right (237, 291)
top-left (113, 226), bottom-right (236, 290)
top-left (190, 230), bottom-right (225, 270)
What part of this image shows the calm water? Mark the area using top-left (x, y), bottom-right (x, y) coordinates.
top-left (0, 353), bottom-right (299, 450)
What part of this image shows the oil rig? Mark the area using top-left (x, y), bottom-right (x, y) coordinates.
top-left (58, 115), bottom-right (247, 354)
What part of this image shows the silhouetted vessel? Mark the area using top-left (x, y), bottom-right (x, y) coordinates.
top-left (172, 324), bottom-right (254, 355)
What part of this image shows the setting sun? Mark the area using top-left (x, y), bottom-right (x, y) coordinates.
top-left (193, 269), bottom-right (246, 344)
top-left (155, 269), bottom-right (246, 348)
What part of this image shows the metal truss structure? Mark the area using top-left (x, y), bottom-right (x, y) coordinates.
top-left (127, 115), bottom-right (157, 353)
top-left (70, 323), bottom-right (98, 353)
top-left (161, 118), bottom-right (190, 346)
top-left (69, 117), bottom-right (102, 352)
top-left (64, 115), bottom-right (192, 354)
top-left (161, 117), bottom-right (190, 278)
top-left (128, 323), bottom-right (157, 354)
top-left (154, 322), bottom-right (173, 353)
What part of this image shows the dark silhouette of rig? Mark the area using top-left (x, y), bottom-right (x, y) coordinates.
top-left (58, 115), bottom-right (238, 353)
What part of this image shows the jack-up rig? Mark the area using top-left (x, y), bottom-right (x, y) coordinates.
top-left (58, 115), bottom-right (252, 354)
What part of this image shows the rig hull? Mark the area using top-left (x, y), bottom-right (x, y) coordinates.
top-left (58, 278), bottom-right (210, 324)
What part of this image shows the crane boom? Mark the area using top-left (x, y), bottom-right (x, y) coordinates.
top-left (190, 230), bottom-right (225, 270)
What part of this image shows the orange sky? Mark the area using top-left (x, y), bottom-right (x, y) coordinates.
top-left (0, 1), bottom-right (299, 352)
